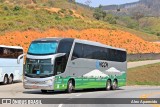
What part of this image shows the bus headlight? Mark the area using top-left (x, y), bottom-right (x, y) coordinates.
top-left (45, 79), bottom-right (52, 84)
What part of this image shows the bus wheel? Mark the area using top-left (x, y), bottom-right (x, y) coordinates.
top-left (106, 80), bottom-right (111, 91)
top-left (112, 80), bottom-right (118, 90)
top-left (3, 75), bottom-right (8, 85)
top-left (41, 90), bottom-right (47, 93)
top-left (67, 80), bottom-right (74, 93)
top-left (8, 75), bottom-right (13, 84)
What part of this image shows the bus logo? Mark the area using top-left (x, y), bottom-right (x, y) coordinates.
top-left (99, 62), bottom-right (108, 68)
top-left (96, 61), bottom-right (108, 68)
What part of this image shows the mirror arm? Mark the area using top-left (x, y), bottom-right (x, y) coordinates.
top-left (17, 53), bottom-right (26, 64)
top-left (51, 53), bottom-right (66, 65)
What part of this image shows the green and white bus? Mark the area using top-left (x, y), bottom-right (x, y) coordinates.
top-left (24, 38), bottom-right (127, 93)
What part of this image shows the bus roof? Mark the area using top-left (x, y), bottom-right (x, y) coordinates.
top-left (33, 37), bottom-right (126, 51)
top-left (0, 45), bottom-right (23, 49)
top-left (33, 37), bottom-right (73, 42)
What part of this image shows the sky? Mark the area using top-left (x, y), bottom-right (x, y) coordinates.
top-left (76, 0), bottom-right (140, 7)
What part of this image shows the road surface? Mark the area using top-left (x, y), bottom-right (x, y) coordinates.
top-left (0, 60), bottom-right (160, 107)
top-left (127, 59), bottom-right (160, 68)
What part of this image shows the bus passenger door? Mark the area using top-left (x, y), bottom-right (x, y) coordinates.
top-left (54, 56), bottom-right (67, 75)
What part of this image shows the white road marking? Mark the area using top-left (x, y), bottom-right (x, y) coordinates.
top-left (76, 94), bottom-right (82, 96)
top-left (58, 104), bottom-right (63, 107)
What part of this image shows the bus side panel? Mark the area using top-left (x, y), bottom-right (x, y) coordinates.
top-left (52, 72), bottom-right (126, 91)
top-left (117, 72), bottom-right (126, 87)
top-left (54, 76), bottom-right (71, 91)
top-left (0, 58), bottom-right (23, 82)
top-left (106, 61), bottom-right (127, 87)
top-left (14, 58), bottom-right (24, 81)
top-left (0, 68), bottom-right (4, 82)
top-left (56, 53), bottom-right (127, 90)
top-left (53, 75), bottom-right (108, 90)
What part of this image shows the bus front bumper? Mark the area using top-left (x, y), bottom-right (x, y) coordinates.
top-left (23, 76), bottom-right (54, 90)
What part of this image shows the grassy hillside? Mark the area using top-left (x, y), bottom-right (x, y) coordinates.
top-left (116, 24), bottom-right (160, 42)
top-left (127, 63), bottom-right (160, 85)
top-left (117, 16), bottom-right (160, 39)
top-left (0, 3), bottom-right (110, 34)
top-left (101, 0), bottom-right (160, 41)
top-left (139, 17), bottom-right (160, 36)
top-left (0, 1), bottom-right (159, 42)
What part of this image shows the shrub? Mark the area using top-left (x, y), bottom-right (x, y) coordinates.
top-left (104, 14), bottom-right (116, 24)
top-left (69, 10), bottom-right (73, 15)
top-left (3, 6), bottom-right (9, 11)
top-left (121, 16), bottom-right (139, 29)
top-left (93, 5), bottom-right (106, 20)
top-left (13, 6), bottom-right (21, 11)
top-left (55, 16), bottom-right (61, 20)
top-left (64, 16), bottom-right (73, 21)
top-left (157, 32), bottom-right (160, 36)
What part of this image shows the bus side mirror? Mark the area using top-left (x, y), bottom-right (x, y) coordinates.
top-left (17, 53), bottom-right (26, 64)
top-left (51, 53), bottom-right (66, 65)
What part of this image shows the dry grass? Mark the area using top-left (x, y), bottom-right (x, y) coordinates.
top-left (1, 28), bottom-right (160, 54)
top-left (127, 63), bottom-right (160, 85)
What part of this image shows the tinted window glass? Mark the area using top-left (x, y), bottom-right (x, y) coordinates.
top-left (108, 49), bottom-right (126, 62)
top-left (54, 56), bottom-right (67, 75)
top-left (83, 45), bottom-right (107, 60)
top-left (57, 39), bottom-right (73, 56)
top-left (72, 43), bottom-right (83, 60)
top-left (28, 41), bottom-right (58, 55)
top-left (83, 45), bottom-right (93, 59)
top-left (57, 39), bottom-right (74, 72)
top-left (71, 43), bottom-right (126, 62)
top-left (0, 47), bottom-right (23, 59)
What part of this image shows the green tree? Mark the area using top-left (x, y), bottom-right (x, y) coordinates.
top-left (104, 14), bottom-right (116, 24)
top-left (93, 5), bottom-right (106, 20)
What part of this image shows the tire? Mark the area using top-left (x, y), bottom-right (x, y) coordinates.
top-left (41, 90), bottom-right (47, 93)
top-left (106, 80), bottom-right (111, 91)
top-left (67, 80), bottom-right (74, 93)
top-left (3, 75), bottom-right (8, 85)
top-left (111, 80), bottom-right (118, 90)
top-left (8, 75), bottom-right (13, 84)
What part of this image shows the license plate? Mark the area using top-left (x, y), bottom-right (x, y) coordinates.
top-left (32, 85), bottom-right (38, 88)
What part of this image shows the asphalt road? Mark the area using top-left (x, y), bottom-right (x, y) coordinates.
top-left (127, 59), bottom-right (160, 68)
top-left (0, 60), bottom-right (160, 107)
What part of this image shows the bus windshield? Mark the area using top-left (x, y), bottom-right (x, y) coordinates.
top-left (25, 59), bottom-right (53, 77)
top-left (28, 41), bottom-right (58, 55)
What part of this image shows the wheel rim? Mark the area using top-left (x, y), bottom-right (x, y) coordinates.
top-left (9, 76), bottom-right (13, 83)
top-left (113, 81), bottom-right (117, 89)
top-left (69, 82), bottom-right (73, 91)
top-left (4, 76), bottom-right (7, 84)
top-left (107, 81), bottom-right (111, 89)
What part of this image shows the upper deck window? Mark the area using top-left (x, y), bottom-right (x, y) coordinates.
top-left (28, 41), bottom-right (58, 55)
top-left (0, 47), bottom-right (23, 59)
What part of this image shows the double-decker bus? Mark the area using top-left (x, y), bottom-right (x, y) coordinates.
top-left (24, 38), bottom-right (127, 93)
top-left (0, 45), bottom-right (24, 84)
